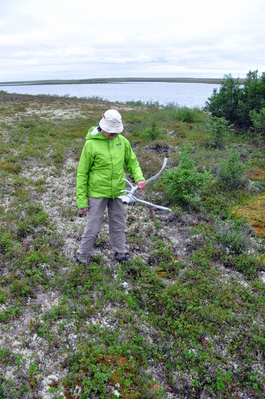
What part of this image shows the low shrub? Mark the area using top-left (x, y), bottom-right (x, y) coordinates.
top-left (224, 253), bottom-right (264, 278)
top-left (176, 106), bottom-right (199, 123)
top-left (162, 142), bottom-right (212, 205)
top-left (143, 120), bottom-right (163, 141)
top-left (215, 218), bottom-right (256, 255)
top-left (207, 116), bottom-right (235, 149)
top-left (216, 147), bottom-right (246, 190)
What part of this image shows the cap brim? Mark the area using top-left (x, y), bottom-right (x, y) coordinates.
top-left (99, 118), bottom-right (124, 133)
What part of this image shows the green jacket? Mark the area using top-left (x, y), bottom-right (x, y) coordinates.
top-left (76, 126), bottom-right (145, 208)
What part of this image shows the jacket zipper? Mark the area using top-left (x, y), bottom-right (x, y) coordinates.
top-left (108, 140), bottom-right (114, 198)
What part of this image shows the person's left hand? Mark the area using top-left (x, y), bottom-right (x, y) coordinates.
top-left (137, 180), bottom-right (146, 190)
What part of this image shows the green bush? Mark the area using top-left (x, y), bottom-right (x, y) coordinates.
top-left (249, 108), bottom-right (265, 135)
top-left (0, 230), bottom-right (16, 256)
top-left (205, 74), bottom-right (243, 126)
top-left (224, 253), bottom-right (264, 277)
top-left (205, 70), bottom-right (265, 131)
top-left (216, 147), bottom-right (246, 190)
top-left (10, 278), bottom-right (34, 298)
top-left (207, 116), bottom-right (235, 149)
top-left (162, 142), bottom-right (212, 205)
top-left (215, 219), bottom-right (254, 255)
top-left (176, 106), bottom-right (200, 123)
top-left (0, 288), bottom-right (8, 304)
top-left (144, 120), bottom-right (162, 141)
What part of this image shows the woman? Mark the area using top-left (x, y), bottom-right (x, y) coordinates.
top-left (76, 109), bottom-right (145, 264)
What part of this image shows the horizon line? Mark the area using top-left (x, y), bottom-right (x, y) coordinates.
top-left (0, 76), bottom-right (245, 86)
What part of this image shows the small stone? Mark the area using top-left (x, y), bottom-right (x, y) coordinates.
top-left (47, 375), bottom-right (58, 381)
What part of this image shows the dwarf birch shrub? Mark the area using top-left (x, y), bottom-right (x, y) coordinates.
top-left (215, 218), bottom-right (255, 255)
top-left (162, 142), bottom-right (211, 205)
top-left (216, 147), bottom-right (246, 190)
top-left (175, 106), bottom-right (199, 123)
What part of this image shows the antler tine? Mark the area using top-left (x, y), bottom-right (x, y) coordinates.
top-left (145, 158), bottom-right (167, 185)
top-left (122, 178), bottom-right (134, 190)
top-left (130, 195), bottom-right (171, 211)
top-left (120, 189), bottom-right (132, 194)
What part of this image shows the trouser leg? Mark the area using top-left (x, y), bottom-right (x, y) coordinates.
top-left (108, 198), bottom-right (129, 254)
top-left (76, 198), bottom-right (108, 256)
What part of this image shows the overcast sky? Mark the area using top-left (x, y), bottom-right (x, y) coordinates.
top-left (1, 0), bottom-right (265, 82)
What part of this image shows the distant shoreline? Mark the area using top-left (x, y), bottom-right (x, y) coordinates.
top-left (0, 77), bottom-right (243, 87)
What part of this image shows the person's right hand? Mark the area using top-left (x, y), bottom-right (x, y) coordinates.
top-left (137, 180), bottom-right (146, 190)
top-left (81, 207), bottom-right (88, 214)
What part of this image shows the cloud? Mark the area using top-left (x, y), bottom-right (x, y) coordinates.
top-left (1, 0), bottom-right (265, 81)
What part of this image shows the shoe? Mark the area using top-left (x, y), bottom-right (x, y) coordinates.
top-left (115, 253), bottom-right (129, 263)
top-left (75, 253), bottom-right (93, 265)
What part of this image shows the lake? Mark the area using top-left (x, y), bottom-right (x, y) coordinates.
top-left (0, 81), bottom-right (220, 108)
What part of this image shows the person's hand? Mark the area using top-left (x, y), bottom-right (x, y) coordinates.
top-left (137, 181), bottom-right (146, 190)
top-left (81, 207), bottom-right (88, 214)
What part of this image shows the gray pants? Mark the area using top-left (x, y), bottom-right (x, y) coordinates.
top-left (76, 198), bottom-right (129, 257)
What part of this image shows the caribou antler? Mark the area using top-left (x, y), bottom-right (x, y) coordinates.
top-left (118, 158), bottom-right (171, 211)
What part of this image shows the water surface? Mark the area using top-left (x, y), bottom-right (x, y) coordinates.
top-left (0, 81), bottom-right (220, 108)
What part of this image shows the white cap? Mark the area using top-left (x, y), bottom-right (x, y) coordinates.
top-left (99, 109), bottom-right (124, 133)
